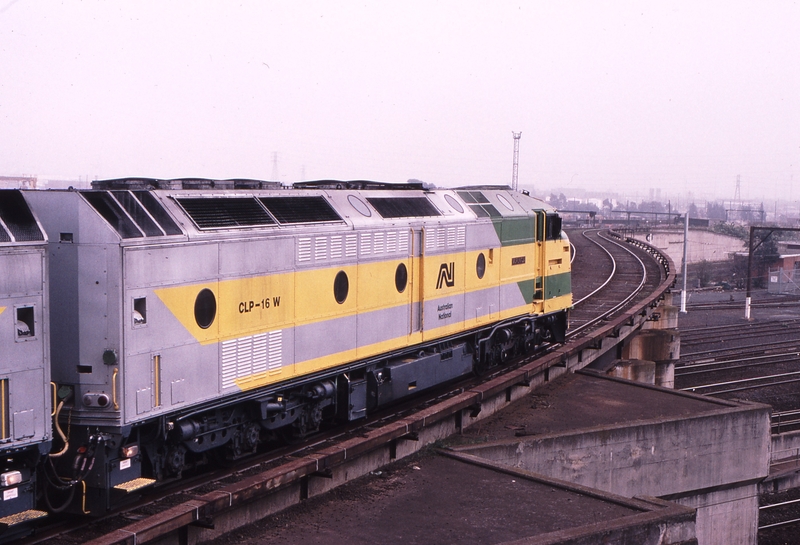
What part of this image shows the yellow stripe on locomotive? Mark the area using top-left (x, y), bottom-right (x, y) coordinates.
top-left (154, 238), bottom-right (570, 391)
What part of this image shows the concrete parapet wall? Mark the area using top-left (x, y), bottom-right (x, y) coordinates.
top-left (770, 429), bottom-right (800, 463)
top-left (664, 484), bottom-right (759, 545)
top-left (632, 229), bottom-right (743, 266)
top-left (454, 402), bottom-right (770, 545)
top-left (455, 407), bottom-right (770, 497)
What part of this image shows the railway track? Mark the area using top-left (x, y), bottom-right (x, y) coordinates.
top-left (675, 320), bottom-right (800, 412)
top-left (568, 229), bottom-right (668, 336)
top-left (676, 311), bottom-right (800, 540)
top-left (686, 295), bottom-right (800, 312)
top-left (26, 230), bottom-right (674, 545)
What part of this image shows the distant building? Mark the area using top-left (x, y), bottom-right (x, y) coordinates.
top-left (0, 175), bottom-right (38, 189)
top-left (767, 242), bottom-right (800, 294)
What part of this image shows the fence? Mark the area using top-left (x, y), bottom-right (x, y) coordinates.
top-left (768, 267), bottom-right (800, 294)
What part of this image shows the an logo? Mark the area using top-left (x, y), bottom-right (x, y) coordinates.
top-left (436, 262), bottom-right (455, 289)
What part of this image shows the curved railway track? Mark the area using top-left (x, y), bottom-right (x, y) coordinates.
top-left (24, 230), bottom-right (674, 545)
top-left (568, 229), bottom-right (667, 336)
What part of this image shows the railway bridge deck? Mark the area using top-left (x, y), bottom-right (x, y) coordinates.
top-left (45, 230), bottom-right (773, 545)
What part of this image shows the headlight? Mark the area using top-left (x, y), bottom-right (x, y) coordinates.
top-left (0, 471), bottom-right (22, 487)
top-left (121, 445), bottom-right (139, 459)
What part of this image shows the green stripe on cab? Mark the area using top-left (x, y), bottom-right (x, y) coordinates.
top-left (494, 217), bottom-right (535, 246)
top-left (545, 272), bottom-right (571, 300)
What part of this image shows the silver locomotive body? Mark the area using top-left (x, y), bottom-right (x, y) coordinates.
top-left (0, 191), bottom-right (50, 534)
top-left (25, 179), bottom-right (570, 514)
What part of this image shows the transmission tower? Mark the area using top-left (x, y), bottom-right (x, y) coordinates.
top-left (271, 152), bottom-right (279, 181)
top-left (511, 132), bottom-right (522, 191)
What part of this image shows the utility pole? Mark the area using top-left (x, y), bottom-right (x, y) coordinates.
top-left (511, 132), bottom-right (522, 192)
top-left (681, 212), bottom-right (689, 313)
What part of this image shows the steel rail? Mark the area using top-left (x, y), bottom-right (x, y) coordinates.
top-left (568, 231), bottom-right (647, 338)
top-left (675, 352), bottom-right (800, 376)
top-left (680, 338), bottom-right (800, 359)
top-left (571, 230), bottom-right (617, 307)
top-left (683, 372), bottom-right (800, 396)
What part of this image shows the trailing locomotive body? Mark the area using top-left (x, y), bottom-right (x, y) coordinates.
top-left (0, 191), bottom-right (50, 533)
top-left (24, 180), bottom-right (571, 514)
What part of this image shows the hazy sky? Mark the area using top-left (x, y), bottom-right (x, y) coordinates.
top-left (1, 1), bottom-right (798, 202)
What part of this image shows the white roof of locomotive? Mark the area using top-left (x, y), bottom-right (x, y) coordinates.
top-left (29, 179), bottom-right (556, 245)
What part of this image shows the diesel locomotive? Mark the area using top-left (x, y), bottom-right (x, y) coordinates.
top-left (19, 179), bottom-right (571, 516)
top-left (0, 191), bottom-right (50, 534)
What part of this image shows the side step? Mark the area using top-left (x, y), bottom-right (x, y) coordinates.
top-left (113, 477), bottom-right (156, 494)
top-left (0, 509), bottom-right (47, 529)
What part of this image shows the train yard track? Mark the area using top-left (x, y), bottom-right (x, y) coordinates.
top-left (675, 320), bottom-right (800, 414)
top-left (675, 303), bottom-right (800, 541)
top-left (25, 230), bottom-right (674, 545)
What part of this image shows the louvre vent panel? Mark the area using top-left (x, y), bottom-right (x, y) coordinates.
top-left (447, 227), bottom-right (456, 247)
top-left (177, 197), bottom-right (275, 229)
top-left (83, 192), bottom-right (143, 239)
top-left (259, 196), bottom-right (342, 224)
top-left (315, 237), bottom-right (328, 260)
top-left (297, 237), bottom-right (312, 262)
top-left (426, 226), bottom-right (466, 251)
top-left (360, 233), bottom-right (372, 255)
top-left (268, 330), bottom-right (283, 375)
top-left (133, 191), bottom-right (183, 235)
top-left (398, 231), bottom-right (409, 254)
top-left (299, 234), bottom-right (361, 263)
top-left (251, 333), bottom-right (269, 375)
top-left (330, 236), bottom-right (343, 259)
top-left (0, 191), bottom-right (44, 242)
top-left (221, 332), bottom-right (278, 388)
top-left (359, 230), bottom-right (408, 257)
top-left (112, 191), bottom-right (163, 236)
top-left (366, 197), bottom-right (441, 218)
top-left (346, 234), bottom-right (358, 257)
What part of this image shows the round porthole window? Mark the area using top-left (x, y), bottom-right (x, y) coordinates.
top-left (445, 194), bottom-right (464, 213)
top-left (395, 263), bottom-right (408, 293)
top-left (476, 253), bottom-right (486, 279)
top-left (497, 194), bottom-right (514, 211)
top-left (348, 195), bottom-right (372, 217)
top-left (334, 270), bottom-right (349, 304)
top-left (194, 288), bottom-right (217, 329)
